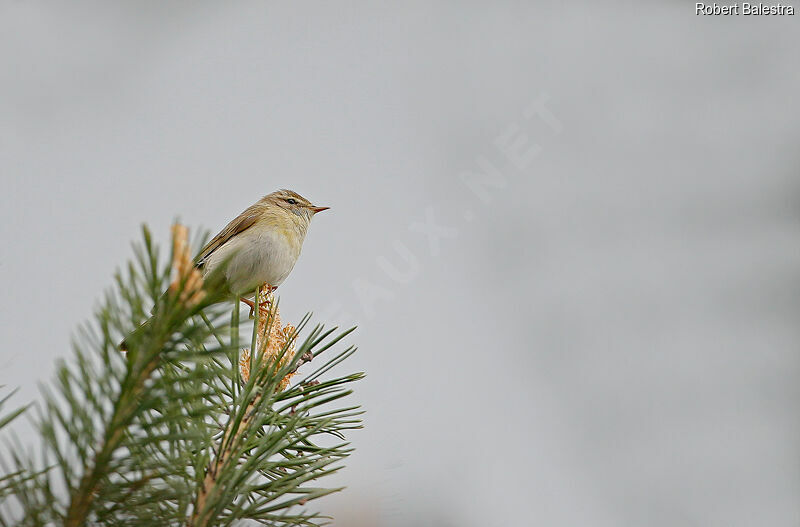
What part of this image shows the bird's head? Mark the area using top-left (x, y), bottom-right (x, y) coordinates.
top-left (264, 189), bottom-right (329, 226)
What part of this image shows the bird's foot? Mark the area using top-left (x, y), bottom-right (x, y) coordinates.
top-left (240, 284), bottom-right (277, 319)
top-left (256, 284), bottom-right (276, 314)
top-left (239, 297), bottom-right (256, 318)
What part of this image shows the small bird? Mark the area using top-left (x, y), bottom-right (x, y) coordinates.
top-left (196, 189), bottom-right (329, 299)
top-left (120, 189), bottom-right (328, 350)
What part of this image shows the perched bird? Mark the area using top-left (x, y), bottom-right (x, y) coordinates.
top-left (120, 189), bottom-right (328, 350)
top-left (196, 189), bottom-right (329, 299)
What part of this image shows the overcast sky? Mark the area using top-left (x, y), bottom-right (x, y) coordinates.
top-left (2, 2), bottom-right (799, 526)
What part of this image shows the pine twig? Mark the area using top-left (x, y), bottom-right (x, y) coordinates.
top-left (65, 224), bottom-right (207, 526)
top-left (189, 284), bottom-right (303, 527)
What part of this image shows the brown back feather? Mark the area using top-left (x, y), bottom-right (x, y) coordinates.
top-left (195, 201), bottom-right (264, 267)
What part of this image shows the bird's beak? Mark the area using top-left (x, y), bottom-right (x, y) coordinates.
top-left (310, 206), bottom-right (330, 214)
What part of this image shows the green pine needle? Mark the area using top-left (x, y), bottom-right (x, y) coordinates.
top-left (0, 225), bottom-right (362, 527)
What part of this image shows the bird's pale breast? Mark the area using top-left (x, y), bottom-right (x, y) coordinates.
top-left (202, 222), bottom-right (303, 297)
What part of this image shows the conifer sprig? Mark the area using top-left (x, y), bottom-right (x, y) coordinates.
top-left (0, 225), bottom-right (362, 527)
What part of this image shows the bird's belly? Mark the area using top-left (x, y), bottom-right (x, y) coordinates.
top-left (204, 229), bottom-right (300, 296)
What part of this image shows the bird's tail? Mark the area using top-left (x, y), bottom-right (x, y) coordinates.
top-left (119, 317), bottom-right (153, 352)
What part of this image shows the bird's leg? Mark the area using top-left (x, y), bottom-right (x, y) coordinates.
top-left (259, 284), bottom-right (275, 307)
top-left (240, 297), bottom-right (256, 309)
top-left (256, 283), bottom-right (276, 316)
top-left (239, 297), bottom-right (256, 318)
top-left (240, 285), bottom-right (277, 319)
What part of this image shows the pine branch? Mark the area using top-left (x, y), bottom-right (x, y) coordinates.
top-left (187, 287), bottom-right (362, 527)
top-left (63, 225), bottom-right (230, 526)
top-left (0, 225), bottom-right (363, 526)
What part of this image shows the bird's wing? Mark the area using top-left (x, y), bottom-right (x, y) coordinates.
top-left (195, 203), bottom-right (263, 267)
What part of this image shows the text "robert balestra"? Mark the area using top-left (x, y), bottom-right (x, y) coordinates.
top-left (696, 3), bottom-right (795, 14)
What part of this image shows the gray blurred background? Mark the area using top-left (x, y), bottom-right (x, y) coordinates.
top-left (2, 2), bottom-right (799, 526)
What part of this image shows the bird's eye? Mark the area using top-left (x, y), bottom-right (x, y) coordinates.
top-left (286, 198), bottom-right (297, 205)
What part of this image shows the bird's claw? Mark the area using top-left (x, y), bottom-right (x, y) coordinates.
top-left (240, 284), bottom-right (276, 319)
